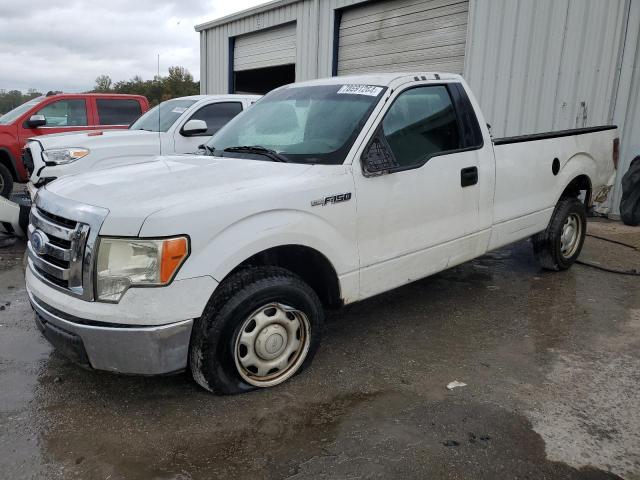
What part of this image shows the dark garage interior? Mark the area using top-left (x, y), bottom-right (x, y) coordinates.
top-left (233, 64), bottom-right (295, 95)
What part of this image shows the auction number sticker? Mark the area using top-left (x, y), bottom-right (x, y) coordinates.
top-left (171, 107), bottom-right (188, 114)
top-left (337, 85), bottom-right (383, 96)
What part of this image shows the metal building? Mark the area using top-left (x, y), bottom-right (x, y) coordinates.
top-left (195, 0), bottom-right (640, 215)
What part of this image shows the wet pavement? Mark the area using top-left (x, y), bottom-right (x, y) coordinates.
top-left (1, 220), bottom-right (639, 479)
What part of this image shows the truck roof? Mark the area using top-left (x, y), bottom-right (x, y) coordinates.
top-left (287, 72), bottom-right (463, 88)
top-left (44, 93), bottom-right (148, 99)
top-left (178, 94), bottom-right (261, 101)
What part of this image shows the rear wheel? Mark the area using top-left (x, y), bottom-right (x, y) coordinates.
top-left (189, 266), bottom-right (323, 394)
top-left (0, 163), bottom-right (13, 198)
top-left (532, 197), bottom-right (586, 270)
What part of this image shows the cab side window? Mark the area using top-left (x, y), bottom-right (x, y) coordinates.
top-left (382, 86), bottom-right (461, 169)
top-left (186, 102), bottom-right (243, 136)
top-left (36, 99), bottom-right (88, 127)
top-left (97, 99), bottom-right (142, 125)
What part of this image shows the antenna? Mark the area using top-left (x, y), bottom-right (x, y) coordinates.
top-left (158, 53), bottom-right (162, 155)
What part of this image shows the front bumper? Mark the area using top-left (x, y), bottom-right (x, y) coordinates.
top-left (29, 290), bottom-right (193, 375)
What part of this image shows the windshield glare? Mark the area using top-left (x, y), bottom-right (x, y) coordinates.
top-left (0, 96), bottom-right (45, 125)
top-left (206, 84), bottom-right (385, 164)
top-left (129, 98), bottom-right (197, 132)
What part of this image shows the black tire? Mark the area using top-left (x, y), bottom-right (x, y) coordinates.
top-left (189, 266), bottom-right (324, 394)
top-left (0, 163), bottom-right (13, 198)
top-left (532, 197), bottom-right (587, 271)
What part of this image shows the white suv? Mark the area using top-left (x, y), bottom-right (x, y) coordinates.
top-left (24, 94), bottom-right (259, 189)
top-left (0, 95), bottom-right (258, 236)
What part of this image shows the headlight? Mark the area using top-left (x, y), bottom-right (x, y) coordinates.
top-left (96, 236), bottom-right (189, 302)
top-left (42, 148), bottom-right (90, 165)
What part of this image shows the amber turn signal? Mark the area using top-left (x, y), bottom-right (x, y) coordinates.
top-left (160, 237), bottom-right (189, 283)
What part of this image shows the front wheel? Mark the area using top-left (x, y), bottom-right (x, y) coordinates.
top-left (0, 163), bottom-right (13, 198)
top-left (532, 197), bottom-right (587, 270)
top-left (189, 266), bottom-right (324, 394)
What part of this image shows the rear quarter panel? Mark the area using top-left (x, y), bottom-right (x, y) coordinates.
top-left (493, 128), bottom-right (616, 222)
top-left (489, 128), bottom-right (616, 249)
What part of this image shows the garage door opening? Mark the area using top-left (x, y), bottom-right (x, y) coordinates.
top-left (233, 64), bottom-right (295, 95)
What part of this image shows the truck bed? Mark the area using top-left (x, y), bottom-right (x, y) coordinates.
top-left (488, 125), bottom-right (617, 251)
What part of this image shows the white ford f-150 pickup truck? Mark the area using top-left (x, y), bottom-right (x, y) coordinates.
top-left (0, 95), bottom-right (258, 236)
top-left (25, 73), bottom-right (618, 394)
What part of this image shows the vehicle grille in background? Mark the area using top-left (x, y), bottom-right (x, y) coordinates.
top-left (28, 206), bottom-right (90, 295)
top-left (22, 147), bottom-right (34, 176)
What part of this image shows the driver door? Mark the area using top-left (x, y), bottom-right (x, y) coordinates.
top-left (19, 98), bottom-right (92, 146)
top-left (354, 83), bottom-right (490, 299)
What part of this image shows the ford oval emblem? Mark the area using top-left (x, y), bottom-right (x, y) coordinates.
top-left (31, 230), bottom-right (48, 255)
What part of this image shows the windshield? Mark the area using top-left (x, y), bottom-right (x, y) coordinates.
top-left (129, 98), bottom-right (197, 132)
top-left (205, 84), bottom-right (386, 164)
top-left (0, 96), bottom-right (46, 125)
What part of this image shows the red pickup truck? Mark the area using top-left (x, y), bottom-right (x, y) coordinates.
top-left (0, 93), bottom-right (149, 196)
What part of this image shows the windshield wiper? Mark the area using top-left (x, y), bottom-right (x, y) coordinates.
top-left (223, 145), bottom-right (289, 163)
top-left (199, 144), bottom-right (215, 155)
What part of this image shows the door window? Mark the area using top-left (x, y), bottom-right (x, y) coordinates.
top-left (35, 99), bottom-right (88, 126)
top-left (382, 86), bottom-right (461, 169)
top-left (186, 102), bottom-right (243, 136)
top-left (97, 99), bottom-right (142, 125)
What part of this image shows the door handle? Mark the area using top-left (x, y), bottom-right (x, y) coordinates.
top-left (461, 166), bottom-right (478, 187)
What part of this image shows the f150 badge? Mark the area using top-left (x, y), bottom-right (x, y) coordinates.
top-left (311, 193), bottom-right (352, 207)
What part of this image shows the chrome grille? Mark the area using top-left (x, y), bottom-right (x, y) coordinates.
top-left (27, 189), bottom-right (108, 301)
top-left (28, 207), bottom-right (89, 293)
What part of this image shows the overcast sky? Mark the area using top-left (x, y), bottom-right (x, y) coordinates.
top-left (0, 0), bottom-right (267, 93)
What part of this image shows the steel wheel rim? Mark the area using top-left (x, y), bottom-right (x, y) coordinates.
top-left (560, 213), bottom-right (582, 258)
top-left (234, 302), bottom-right (310, 388)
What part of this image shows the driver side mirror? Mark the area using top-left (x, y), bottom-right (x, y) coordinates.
top-left (181, 119), bottom-right (208, 136)
top-left (26, 114), bottom-right (46, 128)
top-left (196, 144), bottom-right (208, 155)
top-left (361, 129), bottom-right (398, 177)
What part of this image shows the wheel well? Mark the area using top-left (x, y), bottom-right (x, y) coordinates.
top-left (0, 150), bottom-right (17, 180)
top-left (561, 174), bottom-right (592, 206)
top-left (231, 245), bottom-right (342, 308)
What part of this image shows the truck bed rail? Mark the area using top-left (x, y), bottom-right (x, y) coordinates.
top-left (493, 125), bottom-right (617, 145)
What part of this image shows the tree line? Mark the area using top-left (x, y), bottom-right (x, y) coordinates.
top-left (0, 66), bottom-right (199, 114)
top-left (92, 66), bottom-right (199, 105)
top-left (0, 89), bottom-right (50, 115)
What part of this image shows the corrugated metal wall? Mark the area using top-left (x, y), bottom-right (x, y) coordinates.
top-left (316, 0), bottom-right (369, 75)
top-left (611, 0), bottom-right (640, 215)
top-left (199, 0), bottom-right (468, 93)
top-left (464, 0), bottom-right (638, 214)
top-left (198, 0), bottom-right (368, 94)
top-left (199, 0), bottom-right (312, 94)
top-left (464, 0), bottom-right (628, 137)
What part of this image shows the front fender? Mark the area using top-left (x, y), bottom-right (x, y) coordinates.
top-left (172, 208), bottom-right (358, 284)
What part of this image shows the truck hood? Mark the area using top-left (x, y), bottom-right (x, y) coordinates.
top-left (45, 155), bottom-right (314, 235)
top-left (33, 129), bottom-right (157, 149)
